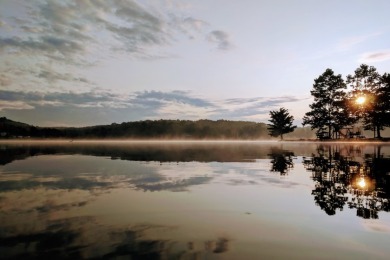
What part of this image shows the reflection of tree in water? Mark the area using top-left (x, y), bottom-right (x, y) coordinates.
top-left (268, 148), bottom-right (295, 175)
top-left (304, 145), bottom-right (390, 218)
top-left (0, 143), bottom-right (281, 166)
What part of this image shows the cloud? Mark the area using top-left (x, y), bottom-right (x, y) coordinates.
top-left (207, 30), bottom-right (233, 50)
top-left (183, 17), bottom-right (209, 32)
top-left (0, 89), bottom-right (307, 126)
top-left (37, 69), bottom-right (90, 84)
top-left (338, 32), bottom-right (381, 51)
top-left (0, 74), bottom-right (11, 86)
top-left (170, 16), bottom-right (209, 39)
top-left (0, 0), bottom-right (233, 92)
top-left (135, 90), bottom-right (214, 107)
top-left (0, 1), bottom-right (227, 58)
top-left (0, 36), bottom-right (85, 58)
top-left (0, 89), bottom-right (127, 110)
top-left (359, 50), bottom-right (390, 63)
top-left (212, 96), bottom-right (305, 120)
top-left (0, 100), bottom-right (34, 111)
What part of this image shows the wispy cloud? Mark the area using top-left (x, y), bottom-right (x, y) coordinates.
top-left (37, 68), bottom-right (90, 84)
top-left (0, 35), bottom-right (85, 57)
top-left (338, 32), bottom-right (381, 51)
top-left (207, 30), bottom-right (233, 50)
top-left (359, 50), bottom-right (390, 63)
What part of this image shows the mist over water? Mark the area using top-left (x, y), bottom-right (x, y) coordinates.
top-left (1, 141), bottom-right (390, 259)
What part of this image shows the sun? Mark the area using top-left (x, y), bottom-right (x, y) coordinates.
top-left (356, 96), bottom-right (366, 105)
top-left (357, 177), bottom-right (366, 188)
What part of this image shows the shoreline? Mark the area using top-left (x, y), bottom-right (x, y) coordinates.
top-left (0, 138), bottom-right (389, 144)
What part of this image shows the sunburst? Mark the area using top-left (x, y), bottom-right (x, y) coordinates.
top-left (356, 96), bottom-right (366, 105)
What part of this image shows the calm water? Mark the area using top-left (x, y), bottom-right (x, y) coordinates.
top-left (1, 141), bottom-right (390, 259)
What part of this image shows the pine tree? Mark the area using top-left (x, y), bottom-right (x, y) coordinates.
top-left (268, 108), bottom-right (296, 140)
top-left (346, 64), bottom-right (386, 138)
top-left (303, 68), bottom-right (353, 139)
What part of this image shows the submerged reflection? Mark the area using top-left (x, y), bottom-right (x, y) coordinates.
top-left (304, 145), bottom-right (390, 218)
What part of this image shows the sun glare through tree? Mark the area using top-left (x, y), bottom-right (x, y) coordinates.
top-left (356, 96), bottom-right (366, 105)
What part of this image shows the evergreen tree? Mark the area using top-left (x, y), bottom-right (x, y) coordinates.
top-left (268, 108), bottom-right (296, 140)
top-left (303, 68), bottom-right (353, 138)
top-left (346, 64), bottom-right (386, 138)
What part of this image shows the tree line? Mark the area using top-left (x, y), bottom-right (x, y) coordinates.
top-left (268, 64), bottom-right (390, 139)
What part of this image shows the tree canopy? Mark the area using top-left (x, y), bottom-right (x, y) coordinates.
top-left (303, 68), bottom-right (354, 138)
top-left (304, 64), bottom-right (390, 139)
top-left (268, 108), bottom-right (297, 140)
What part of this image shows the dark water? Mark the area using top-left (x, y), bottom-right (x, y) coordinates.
top-left (1, 141), bottom-right (390, 259)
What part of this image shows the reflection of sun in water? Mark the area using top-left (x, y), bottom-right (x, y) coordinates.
top-left (358, 177), bottom-right (366, 188)
top-left (356, 96), bottom-right (366, 105)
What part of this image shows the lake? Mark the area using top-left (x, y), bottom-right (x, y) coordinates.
top-left (1, 141), bottom-right (390, 259)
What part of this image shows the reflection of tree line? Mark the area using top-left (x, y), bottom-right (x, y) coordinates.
top-left (0, 143), bottom-right (293, 166)
top-left (303, 145), bottom-right (390, 218)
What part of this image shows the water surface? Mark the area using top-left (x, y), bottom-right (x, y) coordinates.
top-left (1, 141), bottom-right (390, 259)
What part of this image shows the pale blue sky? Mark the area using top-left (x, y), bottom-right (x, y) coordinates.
top-left (1, 0), bottom-right (390, 126)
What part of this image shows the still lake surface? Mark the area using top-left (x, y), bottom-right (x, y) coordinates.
top-left (1, 141), bottom-right (390, 259)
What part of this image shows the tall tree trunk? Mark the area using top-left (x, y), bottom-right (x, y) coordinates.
top-left (280, 134), bottom-right (283, 140)
top-left (376, 125), bottom-right (381, 139)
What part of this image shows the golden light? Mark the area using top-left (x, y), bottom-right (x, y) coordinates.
top-left (356, 96), bottom-right (366, 105)
top-left (357, 177), bottom-right (366, 189)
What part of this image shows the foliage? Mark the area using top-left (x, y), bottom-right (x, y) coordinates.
top-left (268, 108), bottom-right (296, 140)
top-left (303, 68), bottom-right (353, 138)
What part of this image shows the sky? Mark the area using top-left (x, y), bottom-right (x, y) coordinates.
top-left (1, 0), bottom-right (390, 127)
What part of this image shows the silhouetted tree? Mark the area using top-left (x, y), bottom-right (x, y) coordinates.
top-left (268, 108), bottom-right (296, 140)
top-left (346, 64), bottom-right (386, 138)
top-left (303, 69), bottom-right (353, 139)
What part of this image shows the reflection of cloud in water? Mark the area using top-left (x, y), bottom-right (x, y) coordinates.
top-left (133, 176), bottom-right (213, 192)
top-left (362, 220), bottom-right (390, 233)
top-left (0, 156), bottom-right (215, 193)
top-left (0, 188), bottom-right (95, 220)
top-left (0, 213), bottom-right (231, 259)
top-left (211, 162), bottom-right (301, 188)
top-left (228, 179), bottom-right (258, 185)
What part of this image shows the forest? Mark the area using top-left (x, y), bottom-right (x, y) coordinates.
top-left (0, 117), bottom-right (275, 139)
